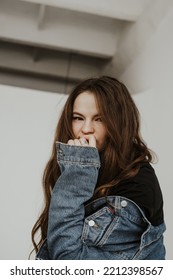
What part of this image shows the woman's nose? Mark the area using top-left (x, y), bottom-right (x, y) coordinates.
top-left (81, 121), bottom-right (94, 134)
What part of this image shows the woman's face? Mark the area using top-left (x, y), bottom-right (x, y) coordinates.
top-left (72, 91), bottom-right (107, 150)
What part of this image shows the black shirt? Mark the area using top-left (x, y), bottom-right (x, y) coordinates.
top-left (108, 162), bottom-right (164, 226)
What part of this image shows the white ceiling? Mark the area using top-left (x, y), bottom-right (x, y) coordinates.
top-left (20, 0), bottom-right (150, 21)
top-left (0, 0), bottom-right (151, 57)
top-left (0, 0), bottom-right (151, 92)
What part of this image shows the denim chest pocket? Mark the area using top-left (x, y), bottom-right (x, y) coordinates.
top-left (81, 206), bottom-right (118, 246)
top-left (81, 203), bottom-right (147, 255)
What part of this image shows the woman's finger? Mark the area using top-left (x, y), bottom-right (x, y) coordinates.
top-left (88, 135), bottom-right (97, 148)
top-left (67, 139), bottom-right (75, 145)
top-left (79, 137), bottom-right (89, 146)
top-left (74, 139), bottom-right (81, 146)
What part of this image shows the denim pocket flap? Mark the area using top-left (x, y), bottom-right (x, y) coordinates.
top-left (81, 206), bottom-right (118, 246)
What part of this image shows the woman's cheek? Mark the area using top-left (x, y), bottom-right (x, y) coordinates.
top-left (72, 124), bottom-right (81, 137)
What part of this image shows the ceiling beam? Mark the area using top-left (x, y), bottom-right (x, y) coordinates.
top-left (38, 4), bottom-right (46, 30)
top-left (18, 0), bottom-right (150, 21)
top-left (0, 3), bottom-right (119, 58)
top-left (0, 41), bottom-right (109, 80)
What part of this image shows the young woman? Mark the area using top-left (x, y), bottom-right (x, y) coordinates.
top-left (32, 76), bottom-right (166, 259)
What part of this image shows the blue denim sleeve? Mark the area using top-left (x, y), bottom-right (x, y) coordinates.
top-left (47, 142), bottom-right (101, 259)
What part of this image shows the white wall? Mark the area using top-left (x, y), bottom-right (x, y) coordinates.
top-left (120, 7), bottom-right (173, 259)
top-left (0, 85), bottom-right (67, 259)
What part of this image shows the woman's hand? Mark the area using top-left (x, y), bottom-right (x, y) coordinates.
top-left (67, 135), bottom-right (96, 148)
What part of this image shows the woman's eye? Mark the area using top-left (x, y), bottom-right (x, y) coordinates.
top-left (95, 117), bottom-right (102, 122)
top-left (72, 116), bottom-right (83, 121)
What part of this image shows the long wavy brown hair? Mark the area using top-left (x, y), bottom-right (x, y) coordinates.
top-left (31, 76), bottom-right (153, 254)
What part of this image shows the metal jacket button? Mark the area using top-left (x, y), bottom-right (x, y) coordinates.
top-left (88, 220), bottom-right (95, 227)
top-left (121, 200), bottom-right (127, 207)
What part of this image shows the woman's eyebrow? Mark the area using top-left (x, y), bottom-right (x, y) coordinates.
top-left (72, 112), bottom-right (84, 116)
top-left (73, 112), bottom-right (101, 117)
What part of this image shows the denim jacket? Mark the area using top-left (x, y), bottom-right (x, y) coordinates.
top-left (36, 142), bottom-right (166, 260)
